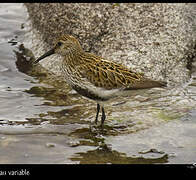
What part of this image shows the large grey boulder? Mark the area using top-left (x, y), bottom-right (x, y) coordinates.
top-left (24, 3), bottom-right (196, 85)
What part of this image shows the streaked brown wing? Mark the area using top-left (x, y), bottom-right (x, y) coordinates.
top-left (77, 58), bottom-right (144, 90)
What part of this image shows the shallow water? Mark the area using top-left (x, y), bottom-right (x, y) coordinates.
top-left (0, 3), bottom-right (196, 164)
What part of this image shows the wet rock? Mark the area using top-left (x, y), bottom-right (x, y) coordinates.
top-left (45, 142), bottom-right (56, 148)
top-left (68, 140), bottom-right (80, 147)
top-left (24, 3), bottom-right (196, 84)
top-left (139, 148), bottom-right (165, 154)
top-left (0, 136), bottom-right (6, 140)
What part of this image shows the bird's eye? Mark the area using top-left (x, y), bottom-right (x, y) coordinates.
top-left (57, 42), bottom-right (62, 46)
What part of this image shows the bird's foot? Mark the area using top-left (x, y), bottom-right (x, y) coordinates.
top-left (89, 121), bottom-right (105, 134)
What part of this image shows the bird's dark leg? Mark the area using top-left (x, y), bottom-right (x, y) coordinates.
top-left (101, 106), bottom-right (106, 128)
top-left (95, 103), bottom-right (100, 124)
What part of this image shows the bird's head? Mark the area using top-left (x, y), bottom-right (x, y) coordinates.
top-left (34, 34), bottom-right (82, 64)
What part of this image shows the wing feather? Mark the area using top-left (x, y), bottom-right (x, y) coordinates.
top-left (77, 57), bottom-right (144, 90)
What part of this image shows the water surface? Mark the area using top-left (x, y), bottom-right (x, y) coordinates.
top-left (0, 3), bottom-right (196, 164)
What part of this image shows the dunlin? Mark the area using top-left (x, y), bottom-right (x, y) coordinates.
top-left (34, 34), bottom-right (166, 127)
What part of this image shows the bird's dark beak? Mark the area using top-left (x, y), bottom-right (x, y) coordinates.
top-left (34, 48), bottom-right (55, 64)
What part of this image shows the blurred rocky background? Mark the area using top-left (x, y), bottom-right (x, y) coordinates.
top-left (25, 3), bottom-right (196, 85)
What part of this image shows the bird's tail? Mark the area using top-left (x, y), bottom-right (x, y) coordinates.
top-left (125, 78), bottom-right (167, 90)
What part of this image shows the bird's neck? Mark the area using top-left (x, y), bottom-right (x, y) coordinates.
top-left (62, 48), bottom-right (86, 67)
